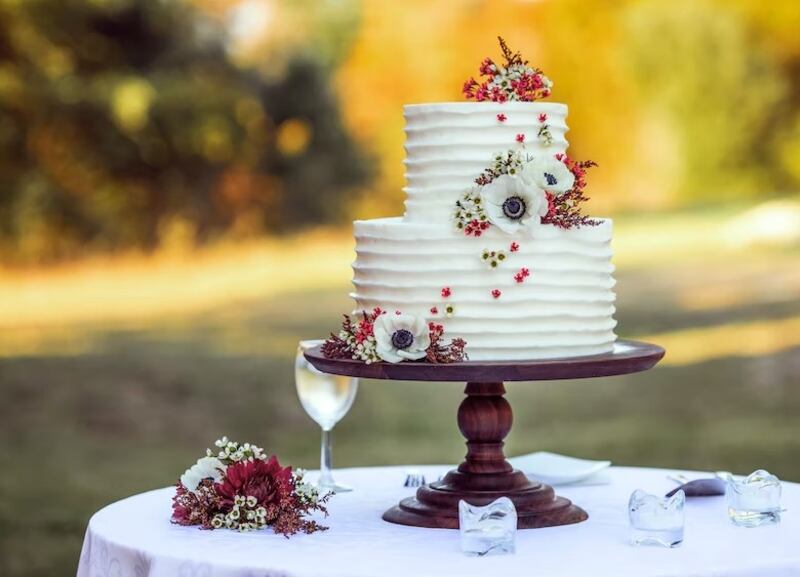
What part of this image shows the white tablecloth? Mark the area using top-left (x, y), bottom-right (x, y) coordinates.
top-left (77, 465), bottom-right (800, 577)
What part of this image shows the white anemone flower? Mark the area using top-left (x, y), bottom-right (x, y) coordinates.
top-left (180, 456), bottom-right (225, 492)
top-left (374, 313), bottom-right (431, 363)
top-left (521, 156), bottom-right (575, 195)
top-left (480, 174), bottom-right (548, 235)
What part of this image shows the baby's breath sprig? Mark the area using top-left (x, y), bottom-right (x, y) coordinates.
top-left (293, 468), bottom-right (322, 508)
top-left (454, 188), bottom-right (490, 237)
top-left (211, 495), bottom-right (269, 532)
top-left (206, 437), bottom-right (268, 465)
top-left (537, 123), bottom-right (553, 146)
top-left (481, 249), bottom-right (507, 269)
top-left (474, 149), bottom-right (532, 186)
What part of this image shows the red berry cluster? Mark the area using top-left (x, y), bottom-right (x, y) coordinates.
top-left (464, 219), bottom-right (490, 237)
top-left (514, 267), bottom-right (531, 283)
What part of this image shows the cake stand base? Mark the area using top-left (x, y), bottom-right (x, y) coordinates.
top-left (305, 340), bottom-right (665, 530)
top-left (382, 382), bottom-right (587, 529)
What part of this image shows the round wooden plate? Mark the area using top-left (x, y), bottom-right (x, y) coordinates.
top-left (304, 339), bottom-right (665, 382)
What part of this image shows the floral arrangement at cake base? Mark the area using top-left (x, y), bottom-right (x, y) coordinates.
top-left (321, 308), bottom-right (467, 364)
top-left (171, 437), bottom-right (329, 536)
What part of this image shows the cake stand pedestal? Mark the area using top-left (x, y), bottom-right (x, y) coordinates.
top-left (305, 339), bottom-right (664, 529)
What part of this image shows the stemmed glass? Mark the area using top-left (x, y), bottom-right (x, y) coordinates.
top-left (295, 339), bottom-right (358, 493)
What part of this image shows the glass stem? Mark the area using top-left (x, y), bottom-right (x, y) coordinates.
top-left (320, 427), bottom-right (334, 486)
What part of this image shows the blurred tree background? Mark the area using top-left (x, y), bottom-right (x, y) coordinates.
top-left (338, 0), bottom-right (800, 216)
top-left (1, 0), bottom-right (799, 264)
top-left (0, 0), bottom-right (369, 263)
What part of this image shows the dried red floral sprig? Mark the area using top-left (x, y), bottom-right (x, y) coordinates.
top-left (514, 267), bottom-right (531, 283)
top-left (426, 322), bottom-right (468, 363)
top-left (441, 286), bottom-right (452, 298)
top-left (510, 242), bottom-right (520, 252)
top-left (492, 289), bottom-right (502, 299)
top-left (172, 479), bottom-right (223, 529)
top-left (497, 113), bottom-right (507, 122)
top-left (462, 37), bottom-right (552, 102)
top-left (541, 156), bottom-right (600, 229)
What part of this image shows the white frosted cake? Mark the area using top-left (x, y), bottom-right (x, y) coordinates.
top-left (325, 40), bottom-right (617, 363)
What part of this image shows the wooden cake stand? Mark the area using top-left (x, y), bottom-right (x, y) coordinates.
top-left (305, 340), bottom-right (665, 530)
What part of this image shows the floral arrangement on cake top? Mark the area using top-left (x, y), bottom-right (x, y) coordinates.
top-left (172, 437), bottom-right (329, 536)
top-left (454, 149), bottom-right (598, 236)
top-left (321, 308), bottom-right (467, 364)
top-left (462, 37), bottom-right (552, 102)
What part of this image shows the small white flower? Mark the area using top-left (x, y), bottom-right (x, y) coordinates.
top-left (180, 456), bottom-right (224, 492)
top-left (373, 313), bottom-right (430, 363)
top-left (521, 156), bottom-right (574, 195)
top-left (480, 174), bottom-right (548, 235)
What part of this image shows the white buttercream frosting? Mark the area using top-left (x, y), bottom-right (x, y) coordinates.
top-left (403, 102), bottom-right (568, 223)
top-left (350, 101), bottom-right (617, 361)
top-left (352, 217), bottom-right (617, 361)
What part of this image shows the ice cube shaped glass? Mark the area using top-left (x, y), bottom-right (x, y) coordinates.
top-left (628, 489), bottom-right (685, 548)
top-left (727, 469), bottom-right (781, 527)
top-left (458, 497), bottom-right (517, 556)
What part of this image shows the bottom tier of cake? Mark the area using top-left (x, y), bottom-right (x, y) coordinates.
top-left (351, 217), bottom-right (618, 361)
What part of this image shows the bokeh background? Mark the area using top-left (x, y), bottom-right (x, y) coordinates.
top-left (2, 0), bottom-right (800, 575)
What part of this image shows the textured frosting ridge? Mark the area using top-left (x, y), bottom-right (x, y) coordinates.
top-left (403, 102), bottom-right (568, 223)
top-left (351, 101), bottom-right (618, 361)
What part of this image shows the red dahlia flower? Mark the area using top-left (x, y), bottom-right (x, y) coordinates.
top-left (215, 456), bottom-right (293, 514)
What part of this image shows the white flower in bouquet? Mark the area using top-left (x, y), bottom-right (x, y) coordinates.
top-left (373, 313), bottom-right (431, 363)
top-left (480, 174), bottom-right (548, 235)
top-left (521, 156), bottom-right (574, 195)
top-left (180, 456), bottom-right (225, 492)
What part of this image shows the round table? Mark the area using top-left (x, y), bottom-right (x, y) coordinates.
top-left (77, 465), bottom-right (800, 577)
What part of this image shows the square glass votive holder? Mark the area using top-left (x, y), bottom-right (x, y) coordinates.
top-left (628, 489), bottom-right (685, 548)
top-left (458, 497), bottom-right (517, 556)
top-left (726, 469), bottom-right (781, 527)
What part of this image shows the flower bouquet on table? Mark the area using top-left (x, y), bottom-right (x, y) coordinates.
top-left (172, 437), bottom-right (329, 536)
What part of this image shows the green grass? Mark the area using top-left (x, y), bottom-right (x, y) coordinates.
top-left (2, 242), bottom-right (800, 576)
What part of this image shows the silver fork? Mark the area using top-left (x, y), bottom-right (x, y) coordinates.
top-left (404, 469), bottom-right (426, 487)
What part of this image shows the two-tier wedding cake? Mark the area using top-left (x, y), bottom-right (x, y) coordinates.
top-left (323, 38), bottom-right (617, 363)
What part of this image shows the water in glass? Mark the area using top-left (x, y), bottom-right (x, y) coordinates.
top-left (295, 340), bottom-right (358, 493)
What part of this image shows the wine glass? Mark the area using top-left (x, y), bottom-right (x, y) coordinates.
top-left (295, 339), bottom-right (358, 493)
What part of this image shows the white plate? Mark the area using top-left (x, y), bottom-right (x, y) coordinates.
top-left (507, 451), bottom-right (612, 486)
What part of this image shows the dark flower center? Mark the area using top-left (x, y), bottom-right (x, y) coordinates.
top-left (502, 196), bottom-right (527, 220)
top-left (391, 329), bottom-right (414, 350)
top-left (544, 172), bottom-right (558, 186)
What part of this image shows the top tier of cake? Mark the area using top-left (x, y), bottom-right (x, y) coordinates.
top-left (403, 102), bottom-right (569, 223)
